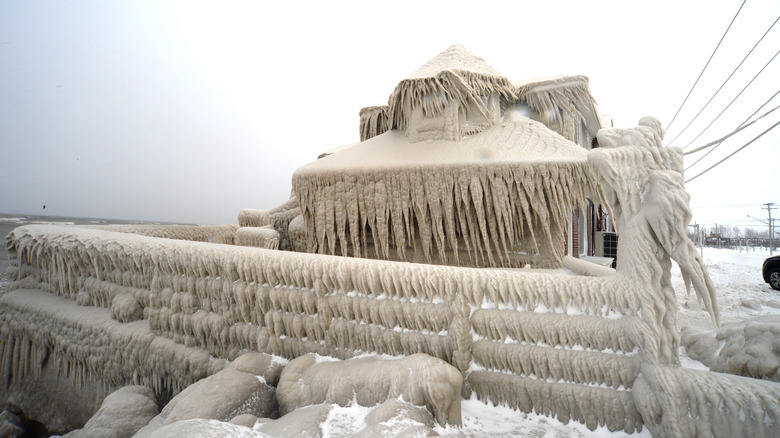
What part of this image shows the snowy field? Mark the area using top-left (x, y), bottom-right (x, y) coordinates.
top-left (2, 215), bottom-right (778, 437)
top-left (674, 246), bottom-right (779, 330)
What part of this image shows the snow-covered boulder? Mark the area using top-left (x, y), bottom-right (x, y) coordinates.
top-left (158, 398), bottom-right (440, 437)
top-left (682, 314), bottom-right (780, 381)
top-left (134, 353), bottom-right (279, 437)
top-left (277, 353), bottom-right (462, 426)
top-left (356, 397), bottom-right (438, 437)
top-left (253, 403), bottom-right (332, 437)
top-left (62, 386), bottom-right (157, 438)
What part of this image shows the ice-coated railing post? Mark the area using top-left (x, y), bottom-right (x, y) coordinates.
top-left (589, 116), bottom-right (718, 365)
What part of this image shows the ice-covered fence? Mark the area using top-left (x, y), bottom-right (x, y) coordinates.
top-left (2, 224), bottom-right (651, 432)
top-left (233, 226), bottom-right (280, 250)
top-left (81, 223), bottom-right (237, 244)
top-left (238, 197), bottom-right (300, 251)
top-left (633, 364), bottom-right (780, 437)
top-left (0, 289), bottom-right (223, 396)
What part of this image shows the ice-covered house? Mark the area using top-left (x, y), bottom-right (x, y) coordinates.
top-left (281, 45), bottom-right (609, 269)
top-left (3, 45), bottom-right (779, 438)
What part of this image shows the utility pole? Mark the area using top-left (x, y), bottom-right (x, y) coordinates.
top-left (764, 203), bottom-right (777, 255)
top-left (701, 228), bottom-right (705, 260)
top-left (715, 223), bottom-right (721, 249)
top-left (690, 222), bottom-right (703, 260)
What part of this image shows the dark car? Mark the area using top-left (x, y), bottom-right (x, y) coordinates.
top-left (763, 255), bottom-right (780, 291)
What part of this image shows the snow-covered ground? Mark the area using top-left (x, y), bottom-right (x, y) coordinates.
top-left (674, 246), bottom-right (780, 330)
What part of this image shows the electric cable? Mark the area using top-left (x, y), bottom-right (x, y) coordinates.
top-left (665, 0), bottom-right (746, 132)
top-left (685, 119), bottom-right (780, 183)
top-left (683, 99), bottom-right (779, 157)
top-left (668, 15), bottom-right (779, 146)
top-left (681, 48), bottom-right (780, 150)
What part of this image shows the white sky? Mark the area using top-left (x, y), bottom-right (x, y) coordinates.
top-left (1, 0), bottom-right (778, 232)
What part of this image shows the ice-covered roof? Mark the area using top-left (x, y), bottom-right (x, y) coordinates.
top-left (293, 118), bottom-right (592, 268)
top-left (360, 49), bottom-right (601, 144)
top-left (511, 75), bottom-right (571, 89)
top-left (405, 44), bottom-right (507, 80)
top-left (359, 105), bottom-right (389, 142)
top-left (301, 119), bottom-right (587, 172)
top-left (386, 45), bottom-right (516, 133)
top-left (514, 75), bottom-right (600, 141)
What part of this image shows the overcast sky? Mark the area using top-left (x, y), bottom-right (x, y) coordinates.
top-left (1, 1), bottom-right (778, 232)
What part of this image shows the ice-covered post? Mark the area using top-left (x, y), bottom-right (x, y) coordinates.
top-left (589, 116), bottom-right (719, 364)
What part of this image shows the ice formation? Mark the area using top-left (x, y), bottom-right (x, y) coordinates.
top-left (681, 315), bottom-right (780, 381)
top-left (239, 197), bottom-right (300, 250)
top-left (359, 105), bottom-right (390, 142)
top-left (588, 117), bottom-right (719, 362)
top-left (633, 364), bottom-right (780, 437)
top-left (83, 223), bottom-right (238, 244)
top-left (305, 45), bottom-right (599, 270)
top-left (293, 120), bottom-right (593, 269)
top-left (234, 225), bottom-right (280, 250)
top-left (515, 75), bottom-right (599, 143)
top-left (277, 353), bottom-right (462, 426)
top-left (1, 45), bottom-right (778, 437)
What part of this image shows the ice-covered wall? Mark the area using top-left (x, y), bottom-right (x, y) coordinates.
top-left (633, 364), bottom-right (780, 437)
top-left (3, 223), bottom-right (649, 432)
top-left (0, 289), bottom-right (222, 394)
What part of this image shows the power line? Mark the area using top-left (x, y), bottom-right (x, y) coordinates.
top-left (683, 96), bottom-right (780, 155)
top-left (683, 99), bottom-right (780, 172)
top-left (685, 119), bottom-right (780, 183)
top-left (692, 203), bottom-right (769, 208)
top-left (681, 48), bottom-right (780, 150)
top-left (740, 89), bottom-right (780, 126)
top-left (668, 15), bottom-right (779, 146)
top-left (665, 0), bottom-right (746, 132)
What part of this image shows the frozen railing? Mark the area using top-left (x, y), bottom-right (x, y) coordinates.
top-left (3, 223), bottom-right (647, 432)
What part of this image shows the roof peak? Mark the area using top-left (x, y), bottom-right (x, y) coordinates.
top-left (406, 45), bottom-right (507, 80)
top-left (387, 45), bottom-right (516, 134)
